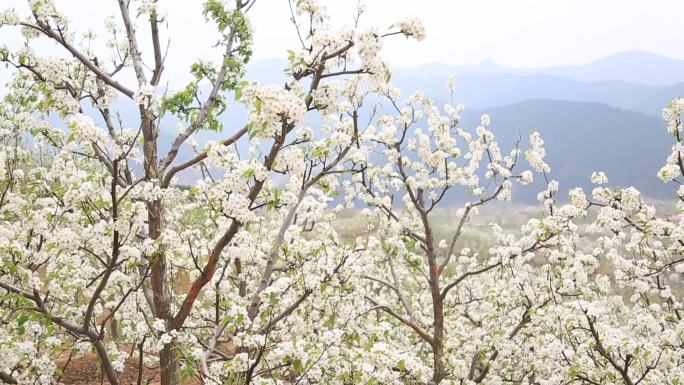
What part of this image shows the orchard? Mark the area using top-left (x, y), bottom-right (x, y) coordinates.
top-left (0, 1), bottom-right (682, 384)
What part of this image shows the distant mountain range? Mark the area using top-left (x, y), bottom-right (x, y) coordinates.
top-left (94, 51), bottom-right (684, 201)
top-left (390, 51), bottom-right (684, 117)
top-left (395, 50), bottom-right (684, 87)
top-left (526, 51), bottom-right (684, 86)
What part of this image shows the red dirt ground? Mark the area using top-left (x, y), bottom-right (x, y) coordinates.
top-left (53, 353), bottom-right (200, 385)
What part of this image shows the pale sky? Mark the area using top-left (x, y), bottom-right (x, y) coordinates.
top-left (1, 0), bottom-right (684, 84)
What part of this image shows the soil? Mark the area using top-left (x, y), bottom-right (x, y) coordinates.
top-left (55, 352), bottom-right (163, 385)
top-left (52, 352), bottom-right (199, 385)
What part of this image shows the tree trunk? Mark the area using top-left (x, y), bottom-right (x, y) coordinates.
top-left (431, 288), bottom-right (445, 384)
top-left (417, 195), bottom-right (445, 385)
top-left (149, 198), bottom-right (178, 385)
top-left (159, 341), bottom-right (180, 385)
top-left (141, 114), bottom-right (180, 385)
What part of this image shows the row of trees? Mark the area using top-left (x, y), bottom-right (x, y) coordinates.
top-left (0, 1), bottom-right (682, 384)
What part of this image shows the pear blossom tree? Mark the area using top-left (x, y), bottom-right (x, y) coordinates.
top-left (530, 101), bottom-right (684, 385)
top-left (347, 79), bottom-right (586, 383)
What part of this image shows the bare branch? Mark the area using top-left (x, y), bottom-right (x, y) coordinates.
top-left (117, 0), bottom-right (147, 85)
top-left (22, 22), bottom-right (134, 98)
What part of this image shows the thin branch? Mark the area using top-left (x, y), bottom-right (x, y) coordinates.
top-left (364, 296), bottom-right (434, 345)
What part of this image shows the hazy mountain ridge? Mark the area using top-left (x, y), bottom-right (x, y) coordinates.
top-left (461, 99), bottom-right (675, 202)
top-left (393, 71), bottom-right (660, 112)
top-left (538, 51), bottom-right (684, 86)
top-left (631, 81), bottom-right (684, 116)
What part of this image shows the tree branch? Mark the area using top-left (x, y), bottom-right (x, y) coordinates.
top-left (24, 22), bottom-right (134, 98)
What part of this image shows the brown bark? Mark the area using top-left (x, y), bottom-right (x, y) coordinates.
top-left (428, 233), bottom-right (446, 384)
top-left (141, 110), bottom-right (179, 385)
top-left (430, 290), bottom-right (445, 384)
top-left (158, 341), bottom-right (180, 385)
top-left (0, 371), bottom-right (17, 384)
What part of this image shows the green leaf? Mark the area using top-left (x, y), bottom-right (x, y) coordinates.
top-left (241, 169), bottom-right (255, 179)
top-left (292, 358), bottom-right (304, 372)
top-left (17, 313), bottom-right (29, 326)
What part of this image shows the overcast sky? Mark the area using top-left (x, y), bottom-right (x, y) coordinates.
top-left (1, 0), bottom-right (683, 83)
